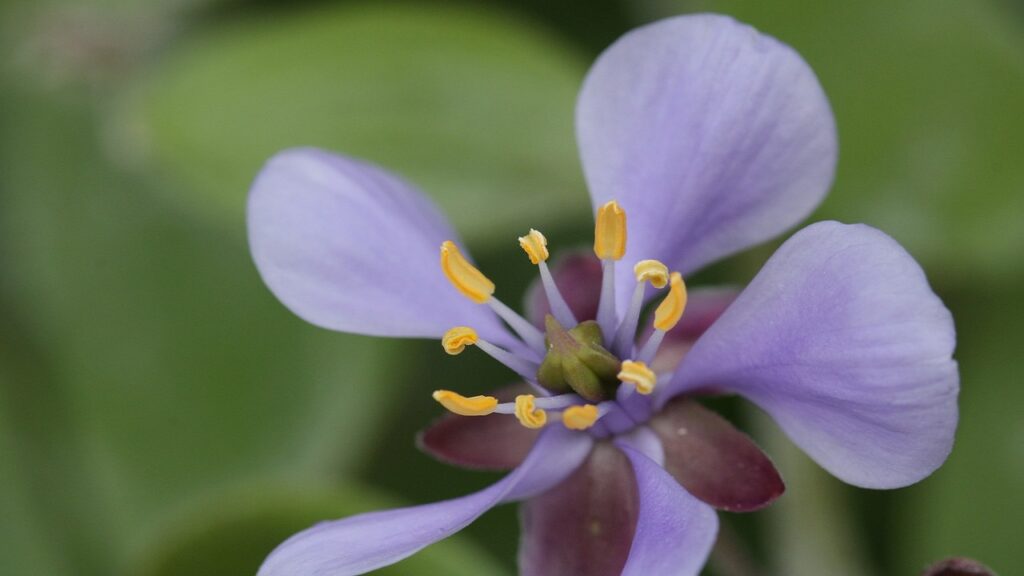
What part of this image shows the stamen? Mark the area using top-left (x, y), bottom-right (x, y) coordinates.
top-left (518, 229), bottom-right (549, 264)
top-left (432, 390), bottom-right (498, 416)
top-left (637, 273), bottom-right (687, 363)
top-left (596, 259), bottom-right (617, 344)
top-left (594, 201), bottom-right (626, 343)
top-left (519, 228), bottom-right (576, 327)
top-left (514, 394), bottom-right (547, 429)
top-left (562, 404), bottom-right (600, 430)
top-left (593, 201), bottom-right (626, 260)
top-left (475, 338), bottom-right (541, 383)
top-left (612, 259), bottom-right (669, 355)
top-left (493, 393), bottom-right (580, 414)
top-left (637, 330), bottom-right (666, 364)
top-left (617, 360), bottom-right (657, 395)
top-left (487, 298), bottom-right (547, 353)
top-left (539, 262), bottom-right (578, 328)
top-left (442, 326), bottom-right (541, 382)
top-left (440, 241), bottom-right (494, 303)
top-left (654, 272), bottom-right (687, 331)
top-left (442, 327), bottom-right (478, 355)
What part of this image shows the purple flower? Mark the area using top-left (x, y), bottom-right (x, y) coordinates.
top-left (248, 14), bottom-right (958, 576)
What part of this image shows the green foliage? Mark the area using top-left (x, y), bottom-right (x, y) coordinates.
top-left (130, 484), bottom-right (509, 576)
top-left (124, 3), bottom-right (590, 245)
top-left (0, 77), bottom-right (408, 574)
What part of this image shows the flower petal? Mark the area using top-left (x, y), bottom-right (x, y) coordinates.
top-left (576, 14), bottom-right (837, 309)
top-left (650, 397), bottom-right (784, 511)
top-left (616, 442), bottom-right (719, 576)
top-left (524, 249), bottom-right (603, 328)
top-left (518, 442), bottom-right (638, 576)
top-left (248, 147), bottom-right (511, 342)
top-left (663, 222), bottom-right (959, 488)
top-left (258, 426), bottom-right (591, 576)
top-left (417, 384), bottom-right (540, 471)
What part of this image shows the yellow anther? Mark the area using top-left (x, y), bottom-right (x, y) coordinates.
top-left (594, 201), bottom-right (627, 260)
top-left (442, 327), bottom-right (478, 355)
top-left (518, 229), bottom-right (549, 265)
top-left (440, 241), bottom-right (495, 303)
top-left (653, 272), bottom-right (687, 331)
top-left (634, 259), bottom-right (669, 289)
top-left (514, 394), bottom-right (548, 429)
top-left (618, 360), bottom-right (657, 395)
top-left (562, 405), bottom-right (600, 430)
top-left (432, 390), bottom-right (498, 416)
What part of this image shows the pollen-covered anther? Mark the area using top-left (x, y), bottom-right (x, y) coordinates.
top-left (618, 360), bottom-right (657, 395)
top-left (518, 229), bottom-right (549, 264)
top-left (561, 404), bottom-right (600, 430)
top-left (432, 390), bottom-right (498, 416)
top-left (634, 259), bottom-right (669, 289)
top-left (654, 272), bottom-right (688, 331)
top-left (440, 240), bottom-right (495, 303)
top-left (594, 201), bottom-right (627, 260)
top-left (514, 394), bottom-right (548, 429)
top-left (442, 327), bottom-right (478, 355)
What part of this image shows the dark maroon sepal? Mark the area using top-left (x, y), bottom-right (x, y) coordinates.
top-left (922, 558), bottom-right (997, 576)
top-left (518, 442), bottom-right (637, 576)
top-left (416, 384), bottom-right (539, 470)
top-left (650, 397), bottom-right (784, 512)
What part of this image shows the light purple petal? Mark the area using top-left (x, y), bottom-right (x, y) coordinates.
top-left (258, 427), bottom-right (592, 576)
top-left (518, 442), bottom-right (638, 576)
top-left (615, 443), bottom-right (719, 576)
top-left (576, 14), bottom-right (837, 310)
top-left (248, 147), bottom-right (512, 342)
top-left (662, 222), bottom-right (959, 488)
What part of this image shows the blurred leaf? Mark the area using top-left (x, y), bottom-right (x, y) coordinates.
top-left (752, 410), bottom-right (872, 576)
top-left (0, 78), bottom-right (406, 572)
top-left (0, 359), bottom-right (72, 575)
top-left (119, 3), bottom-right (589, 246)
top-left (894, 288), bottom-right (1024, 574)
top-left (654, 0), bottom-right (1024, 283)
top-left (0, 301), bottom-right (114, 574)
top-left (130, 483), bottom-right (509, 576)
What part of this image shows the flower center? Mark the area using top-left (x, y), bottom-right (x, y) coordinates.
top-left (433, 201), bottom-right (688, 436)
top-left (536, 316), bottom-right (620, 401)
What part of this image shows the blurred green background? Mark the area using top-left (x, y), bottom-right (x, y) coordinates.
top-left (1, 0), bottom-right (1021, 574)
